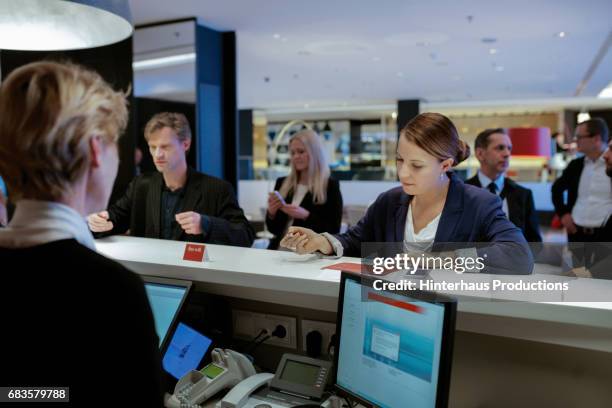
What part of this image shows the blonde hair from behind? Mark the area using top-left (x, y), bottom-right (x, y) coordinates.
top-left (144, 112), bottom-right (191, 143)
top-left (279, 129), bottom-right (330, 204)
top-left (0, 61), bottom-right (128, 201)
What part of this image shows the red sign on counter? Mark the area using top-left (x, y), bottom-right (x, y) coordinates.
top-left (183, 243), bottom-right (206, 262)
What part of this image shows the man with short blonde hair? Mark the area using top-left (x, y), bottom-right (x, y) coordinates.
top-left (89, 112), bottom-right (254, 246)
top-left (144, 111), bottom-right (192, 143)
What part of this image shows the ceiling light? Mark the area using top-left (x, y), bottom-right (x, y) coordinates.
top-left (133, 53), bottom-right (196, 71)
top-left (558, 31), bottom-right (566, 38)
top-left (0, 0), bottom-right (132, 51)
top-left (489, 48), bottom-right (498, 54)
top-left (391, 112), bottom-right (398, 120)
top-left (598, 81), bottom-right (612, 98)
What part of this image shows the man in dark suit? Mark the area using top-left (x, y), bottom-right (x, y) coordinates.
top-left (552, 118), bottom-right (611, 243)
top-left (88, 112), bottom-right (254, 246)
top-left (465, 128), bottom-right (542, 242)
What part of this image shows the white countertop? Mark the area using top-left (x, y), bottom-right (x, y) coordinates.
top-left (95, 236), bottom-right (612, 353)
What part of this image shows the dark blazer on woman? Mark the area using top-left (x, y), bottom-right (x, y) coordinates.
top-left (266, 177), bottom-right (343, 249)
top-left (333, 172), bottom-right (533, 274)
top-left (465, 175), bottom-right (542, 242)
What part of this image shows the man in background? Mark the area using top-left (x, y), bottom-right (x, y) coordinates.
top-left (466, 128), bottom-right (542, 242)
top-left (552, 118), bottom-right (611, 243)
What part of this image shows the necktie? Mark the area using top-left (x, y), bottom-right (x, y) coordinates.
top-left (487, 182), bottom-right (497, 195)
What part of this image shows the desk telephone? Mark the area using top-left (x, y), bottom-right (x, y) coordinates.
top-left (165, 349), bottom-right (332, 408)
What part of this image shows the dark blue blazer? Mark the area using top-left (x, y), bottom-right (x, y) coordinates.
top-left (334, 172), bottom-right (534, 274)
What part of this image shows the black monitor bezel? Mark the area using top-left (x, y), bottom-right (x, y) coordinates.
top-left (333, 272), bottom-right (457, 408)
top-left (142, 275), bottom-right (193, 355)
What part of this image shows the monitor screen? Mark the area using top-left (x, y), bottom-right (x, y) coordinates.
top-left (143, 276), bottom-right (191, 351)
top-left (163, 322), bottom-right (212, 380)
top-left (335, 274), bottom-right (455, 408)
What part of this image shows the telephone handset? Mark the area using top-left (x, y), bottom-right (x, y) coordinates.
top-left (165, 348), bottom-right (256, 408)
top-left (215, 372), bottom-right (274, 408)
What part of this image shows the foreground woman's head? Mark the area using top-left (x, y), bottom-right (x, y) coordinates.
top-left (0, 61), bottom-right (128, 214)
top-left (397, 112), bottom-right (470, 195)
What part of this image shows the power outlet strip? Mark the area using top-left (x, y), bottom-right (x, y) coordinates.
top-left (301, 319), bottom-right (336, 356)
top-left (233, 310), bottom-right (297, 349)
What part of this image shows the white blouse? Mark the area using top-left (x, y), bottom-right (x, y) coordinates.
top-left (404, 204), bottom-right (441, 248)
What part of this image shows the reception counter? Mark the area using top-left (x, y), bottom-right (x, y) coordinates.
top-left (95, 236), bottom-right (612, 353)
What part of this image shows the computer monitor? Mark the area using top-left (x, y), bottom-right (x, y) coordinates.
top-left (334, 272), bottom-right (456, 408)
top-left (162, 322), bottom-right (213, 380)
top-left (143, 276), bottom-right (192, 354)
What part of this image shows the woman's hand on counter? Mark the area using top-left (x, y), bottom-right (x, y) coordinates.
top-left (280, 227), bottom-right (333, 255)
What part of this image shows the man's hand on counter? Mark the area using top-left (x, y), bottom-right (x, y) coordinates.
top-left (175, 211), bottom-right (203, 235)
top-left (87, 210), bottom-right (113, 232)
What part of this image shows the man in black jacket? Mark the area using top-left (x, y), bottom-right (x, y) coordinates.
top-left (465, 128), bottom-right (542, 242)
top-left (552, 118), bottom-right (611, 243)
top-left (88, 112), bottom-right (254, 246)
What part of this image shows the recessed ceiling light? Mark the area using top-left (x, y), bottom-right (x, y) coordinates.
top-left (481, 37), bottom-right (497, 44)
top-left (273, 33), bottom-right (281, 39)
top-left (598, 81), bottom-right (612, 98)
top-left (391, 112), bottom-right (398, 119)
top-left (489, 48), bottom-right (498, 54)
top-left (558, 31), bottom-right (566, 38)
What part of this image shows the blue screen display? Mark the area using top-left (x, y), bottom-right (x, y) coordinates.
top-left (163, 323), bottom-right (213, 380)
top-left (144, 282), bottom-right (187, 347)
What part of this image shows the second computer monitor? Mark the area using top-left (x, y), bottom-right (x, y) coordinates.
top-left (143, 276), bottom-right (192, 354)
top-left (334, 272), bottom-right (456, 408)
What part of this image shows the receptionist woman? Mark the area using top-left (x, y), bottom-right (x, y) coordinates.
top-left (266, 129), bottom-right (343, 249)
top-left (280, 113), bottom-right (533, 274)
